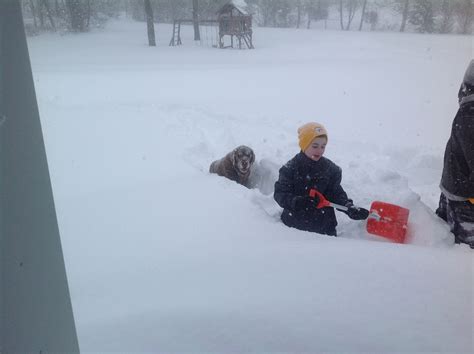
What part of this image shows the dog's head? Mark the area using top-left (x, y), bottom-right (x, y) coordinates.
top-left (232, 145), bottom-right (255, 175)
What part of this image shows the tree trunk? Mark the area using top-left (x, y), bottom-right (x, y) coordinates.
top-left (459, 0), bottom-right (473, 34)
top-left (296, 0), bottom-right (302, 28)
top-left (339, 0), bottom-right (344, 30)
top-left (192, 0), bottom-right (200, 40)
top-left (439, 0), bottom-right (453, 33)
top-left (169, 0), bottom-right (177, 21)
top-left (260, 4), bottom-right (267, 27)
top-left (359, 0), bottom-right (367, 31)
top-left (344, 0), bottom-right (357, 31)
top-left (29, 0), bottom-right (38, 27)
top-left (55, 0), bottom-right (60, 17)
top-left (400, 0), bottom-right (409, 32)
top-left (66, 0), bottom-right (85, 32)
top-left (144, 0), bottom-right (156, 46)
top-left (86, 0), bottom-right (90, 29)
top-left (42, 0), bottom-right (56, 30)
top-left (38, 0), bottom-right (45, 28)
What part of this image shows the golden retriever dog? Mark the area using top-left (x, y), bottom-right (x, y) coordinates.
top-left (209, 145), bottom-right (256, 188)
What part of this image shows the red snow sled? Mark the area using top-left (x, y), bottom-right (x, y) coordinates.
top-left (309, 189), bottom-right (410, 243)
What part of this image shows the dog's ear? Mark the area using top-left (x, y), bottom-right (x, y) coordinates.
top-left (250, 150), bottom-right (255, 165)
top-left (231, 149), bottom-right (237, 167)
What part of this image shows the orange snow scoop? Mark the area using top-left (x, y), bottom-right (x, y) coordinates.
top-left (309, 189), bottom-right (410, 243)
top-left (366, 201), bottom-right (410, 243)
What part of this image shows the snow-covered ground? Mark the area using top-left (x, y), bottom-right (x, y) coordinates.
top-left (28, 20), bottom-right (473, 352)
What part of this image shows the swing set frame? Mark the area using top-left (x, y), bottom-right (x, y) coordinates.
top-left (169, 19), bottom-right (219, 47)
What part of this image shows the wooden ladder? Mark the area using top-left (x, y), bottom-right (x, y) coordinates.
top-left (169, 20), bottom-right (182, 46)
top-left (241, 33), bottom-right (254, 49)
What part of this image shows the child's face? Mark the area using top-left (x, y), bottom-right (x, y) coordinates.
top-left (304, 136), bottom-right (327, 161)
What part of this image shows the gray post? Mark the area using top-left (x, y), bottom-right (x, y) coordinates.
top-left (0, 0), bottom-right (80, 352)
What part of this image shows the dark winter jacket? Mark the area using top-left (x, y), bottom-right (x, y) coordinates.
top-left (274, 152), bottom-right (350, 236)
top-left (440, 95), bottom-right (474, 200)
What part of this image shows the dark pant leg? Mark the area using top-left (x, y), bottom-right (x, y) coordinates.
top-left (446, 200), bottom-right (474, 248)
top-left (435, 193), bottom-right (448, 222)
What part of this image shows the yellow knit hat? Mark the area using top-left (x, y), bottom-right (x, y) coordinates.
top-left (298, 122), bottom-right (328, 151)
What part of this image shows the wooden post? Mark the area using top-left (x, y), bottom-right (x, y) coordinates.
top-left (0, 1), bottom-right (80, 351)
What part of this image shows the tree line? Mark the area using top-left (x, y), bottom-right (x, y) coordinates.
top-left (247, 0), bottom-right (473, 34)
top-left (21, 0), bottom-right (123, 33)
top-left (22, 0), bottom-right (473, 35)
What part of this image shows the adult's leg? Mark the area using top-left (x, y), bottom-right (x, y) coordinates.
top-left (435, 193), bottom-right (448, 222)
top-left (447, 200), bottom-right (474, 248)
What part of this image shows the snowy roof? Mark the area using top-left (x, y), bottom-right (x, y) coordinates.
top-left (218, 0), bottom-right (249, 16)
top-left (463, 60), bottom-right (474, 86)
top-left (231, 0), bottom-right (248, 12)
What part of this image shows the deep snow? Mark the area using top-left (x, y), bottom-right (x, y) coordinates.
top-left (28, 19), bottom-right (473, 352)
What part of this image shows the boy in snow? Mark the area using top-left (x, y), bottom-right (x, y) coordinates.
top-left (274, 122), bottom-right (369, 236)
top-left (436, 60), bottom-right (474, 249)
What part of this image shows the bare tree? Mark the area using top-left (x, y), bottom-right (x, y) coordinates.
top-left (55, 0), bottom-right (60, 17)
top-left (305, 0), bottom-right (315, 29)
top-left (41, 0), bottom-right (56, 30)
top-left (193, 0), bottom-right (200, 40)
top-left (339, 0), bottom-right (344, 29)
top-left (359, 0), bottom-right (368, 30)
top-left (275, 0), bottom-right (292, 27)
top-left (22, 0), bottom-right (130, 33)
top-left (304, 0), bottom-right (329, 29)
top-left (296, 0), bottom-right (302, 28)
top-left (38, 0), bottom-right (45, 27)
top-left (87, 0), bottom-right (91, 27)
top-left (29, 0), bottom-right (38, 28)
top-left (410, 0), bottom-right (435, 33)
top-left (144, 0), bottom-right (156, 46)
top-left (367, 10), bottom-right (378, 31)
top-left (439, 0), bottom-right (455, 33)
top-left (65, 0), bottom-right (87, 32)
top-left (455, 0), bottom-right (473, 34)
top-left (399, 0), bottom-right (410, 32)
top-left (339, 0), bottom-right (359, 31)
top-left (258, 0), bottom-right (273, 27)
top-left (254, 0), bottom-right (292, 27)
